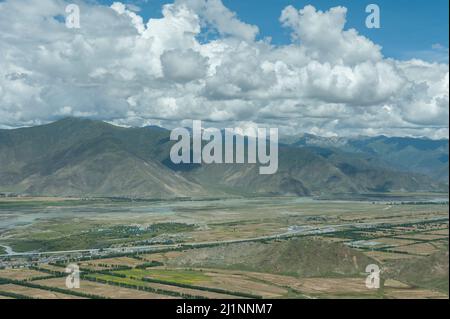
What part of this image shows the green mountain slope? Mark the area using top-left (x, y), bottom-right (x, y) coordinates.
top-left (185, 145), bottom-right (445, 196)
top-left (0, 118), bottom-right (207, 198)
top-left (282, 133), bottom-right (449, 184)
top-left (0, 118), bottom-right (446, 198)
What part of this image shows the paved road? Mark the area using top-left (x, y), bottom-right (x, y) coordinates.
top-left (1, 215), bottom-right (447, 259)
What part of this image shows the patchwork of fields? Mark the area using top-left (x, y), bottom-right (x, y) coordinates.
top-left (0, 196), bottom-right (448, 299)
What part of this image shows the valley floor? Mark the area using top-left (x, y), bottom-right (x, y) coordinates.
top-left (0, 195), bottom-right (448, 299)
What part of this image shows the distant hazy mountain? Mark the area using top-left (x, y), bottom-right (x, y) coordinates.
top-left (0, 118), bottom-right (446, 198)
top-left (282, 133), bottom-right (449, 184)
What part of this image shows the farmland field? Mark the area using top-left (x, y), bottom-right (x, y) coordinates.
top-left (0, 284), bottom-right (85, 299)
top-left (0, 195), bottom-right (448, 299)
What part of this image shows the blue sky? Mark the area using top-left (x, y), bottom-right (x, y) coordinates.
top-left (99, 0), bottom-right (449, 62)
top-left (1, 0), bottom-right (448, 137)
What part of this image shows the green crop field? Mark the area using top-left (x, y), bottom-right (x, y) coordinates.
top-left (116, 268), bottom-right (211, 285)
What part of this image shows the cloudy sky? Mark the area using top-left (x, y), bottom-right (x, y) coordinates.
top-left (0, 0), bottom-right (448, 138)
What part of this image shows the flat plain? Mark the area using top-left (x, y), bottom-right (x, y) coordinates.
top-left (0, 195), bottom-right (448, 299)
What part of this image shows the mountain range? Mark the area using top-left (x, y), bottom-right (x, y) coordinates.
top-left (0, 118), bottom-right (447, 198)
top-left (281, 133), bottom-right (449, 184)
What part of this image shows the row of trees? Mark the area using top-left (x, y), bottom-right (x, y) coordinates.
top-left (0, 290), bottom-right (33, 299)
top-left (139, 277), bottom-right (262, 299)
top-left (0, 277), bottom-right (107, 299)
top-left (84, 275), bottom-right (205, 299)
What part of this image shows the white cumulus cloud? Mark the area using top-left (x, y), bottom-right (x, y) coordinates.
top-left (0, 0), bottom-right (448, 139)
